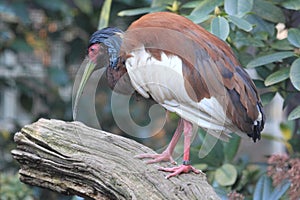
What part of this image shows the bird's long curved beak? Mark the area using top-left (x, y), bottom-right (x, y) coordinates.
top-left (72, 59), bottom-right (96, 120)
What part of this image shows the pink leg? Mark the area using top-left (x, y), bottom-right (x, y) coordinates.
top-left (159, 119), bottom-right (201, 179)
top-left (135, 118), bottom-right (184, 165)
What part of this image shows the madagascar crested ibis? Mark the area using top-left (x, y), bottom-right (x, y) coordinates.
top-left (73, 12), bottom-right (265, 179)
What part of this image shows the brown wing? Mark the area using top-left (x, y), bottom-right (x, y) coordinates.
top-left (120, 12), bottom-right (264, 139)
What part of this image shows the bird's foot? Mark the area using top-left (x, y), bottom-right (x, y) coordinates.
top-left (134, 151), bottom-right (177, 165)
top-left (158, 164), bottom-right (202, 179)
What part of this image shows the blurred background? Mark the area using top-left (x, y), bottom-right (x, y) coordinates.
top-left (0, 0), bottom-right (300, 199)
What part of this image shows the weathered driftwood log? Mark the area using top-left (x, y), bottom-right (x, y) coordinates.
top-left (11, 118), bottom-right (220, 200)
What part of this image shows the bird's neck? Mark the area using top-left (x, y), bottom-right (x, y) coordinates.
top-left (106, 63), bottom-right (134, 95)
top-left (104, 33), bottom-right (123, 69)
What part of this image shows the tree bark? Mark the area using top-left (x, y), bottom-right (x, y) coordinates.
top-left (11, 118), bottom-right (220, 200)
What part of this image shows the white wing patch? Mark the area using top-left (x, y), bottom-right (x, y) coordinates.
top-left (125, 46), bottom-right (243, 140)
top-left (254, 105), bottom-right (263, 125)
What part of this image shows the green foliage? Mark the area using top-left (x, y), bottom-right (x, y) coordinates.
top-left (290, 58), bottom-right (300, 91)
top-left (265, 67), bottom-right (290, 86)
top-left (224, 0), bottom-right (253, 17)
top-left (260, 92), bottom-right (276, 106)
top-left (211, 16), bottom-right (230, 40)
top-left (288, 105), bottom-right (300, 120)
top-left (227, 15), bottom-right (253, 32)
top-left (189, 0), bottom-right (223, 22)
top-left (73, 0), bottom-right (92, 15)
top-left (192, 131), bottom-right (260, 197)
top-left (215, 163), bottom-right (238, 186)
top-left (98, 0), bottom-right (112, 30)
top-left (117, 0), bottom-right (171, 16)
top-left (253, 175), bottom-right (290, 200)
top-left (253, 0), bottom-right (285, 23)
top-left (288, 28), bottom-right (300, 48)
top-left (223, 134), bottom-right (241, 162)
top-left (246, 52), bottom-right (295, 68)
top-left (118, 6), bottom-right (165, 17)
top-left (0, 173), bottom-right (34, 200)
top-left (282, 0), bottom-right (300, 11)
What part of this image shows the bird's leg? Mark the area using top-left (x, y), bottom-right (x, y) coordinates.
top-left (135, 118), bottom-right (184, 165)
top-left (158, 119), bottom-right (201, 179)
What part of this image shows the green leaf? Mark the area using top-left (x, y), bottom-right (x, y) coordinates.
top-left (151, 0), bottom-right (172, 7)
top-left (262, 176), bottom-right (272, 200)
top-left (187, 14), bottom-right (211, 24)
top-left (271, 39), bottom-right (294, 50)
top-left (290, 58), bottom-right (300, 91)
top-left (182, 1), bottom-right (202, 8)
top-left (223, 134), bottom-right (241, 162)
top-left (118, 6), bottom-right (165, 17)
top-left (261, 92), bottom-right (276, 106)
top-left (256, 66), bottom-right (272, 79)
top-left (253, 175), bottom-right (272, 200)
top-left (253, 0), bottom-right (285, 23)
top-left (215, 164), bottom-right (237, 186)
top-left (211, 17), bottom-right (230, 41)
top-left (198, 131), bottom-right (224, 166)
top-left (254, 79), bottom-right (267, 88)
top-left (224, 0), bottom-right (253, 17)
top-left (254, 32), bottom-right (269, 41)
top-left (265, 67), bottom-right (290, 86)
top-left (288, 28), bottom-right (300, 48)
top-left (281, 0), bottom-right (300, 10)
top-left (98, 0), bottom-right (112, 29)
top-left (189, 0), bottom-right (223, 20)
top-left (74, 0), bottom-right (92, 14)
top-left (270, 179), bottom-right (290, 200)
top-left (246, 52), bottom-right (295, 68)
top-left (234, 35), bottom-right (265, 47)
top-left (193, 163), bottom-right (208, 171)
top-left (288, 105), bottom-right (300, 120)
top-left (228, 15), bottom-right (253, 32)
top-left (246, 15), bottom-right (274, 36)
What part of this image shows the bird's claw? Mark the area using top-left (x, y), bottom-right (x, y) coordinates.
top-left (135, 152), bottom-right (177, 165)
top-left (158, 165), bottom-right (202, 179)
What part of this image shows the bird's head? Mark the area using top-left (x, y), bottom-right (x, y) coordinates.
top-left (88, 27), bottom-right (123, 67)
top-left (73, 27), bottom-right (123, 119)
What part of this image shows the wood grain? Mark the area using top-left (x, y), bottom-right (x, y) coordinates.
top-left (11, 118), bottom-right (220, 200)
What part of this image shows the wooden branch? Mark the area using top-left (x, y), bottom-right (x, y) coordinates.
top-left (11, 118), bottom-right (220, 200)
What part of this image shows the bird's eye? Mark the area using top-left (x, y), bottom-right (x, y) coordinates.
top-left (88, 43), bottom-right (101, 62)
top-left (89, 46), bottom-right (97, 53)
